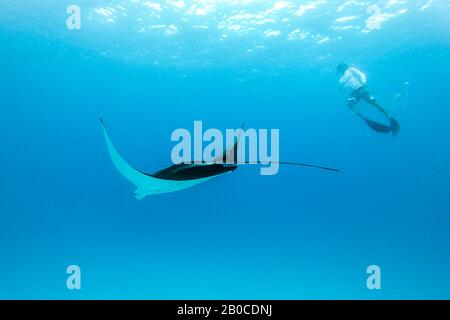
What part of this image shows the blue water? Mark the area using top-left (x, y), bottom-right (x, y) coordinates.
top-left (1, 0), bottom-right (449, 299)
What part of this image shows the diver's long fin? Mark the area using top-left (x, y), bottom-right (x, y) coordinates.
top-left (362, 117), bottom-right (392, 134)
top-left (390, 118), bottom-right (401, 136)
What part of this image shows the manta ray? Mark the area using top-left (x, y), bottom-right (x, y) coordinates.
top-left (100, 119), bottom-right (340, 199)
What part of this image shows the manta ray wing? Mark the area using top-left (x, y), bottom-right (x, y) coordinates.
top-left (100, 119), bottom-right (214, 199)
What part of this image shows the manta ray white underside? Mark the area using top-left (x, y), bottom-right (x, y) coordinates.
top-left (101, 121), bottom-right (217, 199)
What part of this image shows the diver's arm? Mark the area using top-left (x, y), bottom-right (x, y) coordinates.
top-left (337, 75), bottom-right (348, 92)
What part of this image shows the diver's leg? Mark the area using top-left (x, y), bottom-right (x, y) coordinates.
top-left (362, 92), bottom-right (391, 118)
top-left (363, 91), bottom-right (400, 135)
top-left (347, 95), bottom-right (362, 117)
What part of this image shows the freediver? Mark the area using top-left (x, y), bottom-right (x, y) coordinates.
top-left (336, 63), bottom-right (400, 135)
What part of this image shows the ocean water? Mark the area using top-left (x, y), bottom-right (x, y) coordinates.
top-left (1, 0), bottom-right (449, 299)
